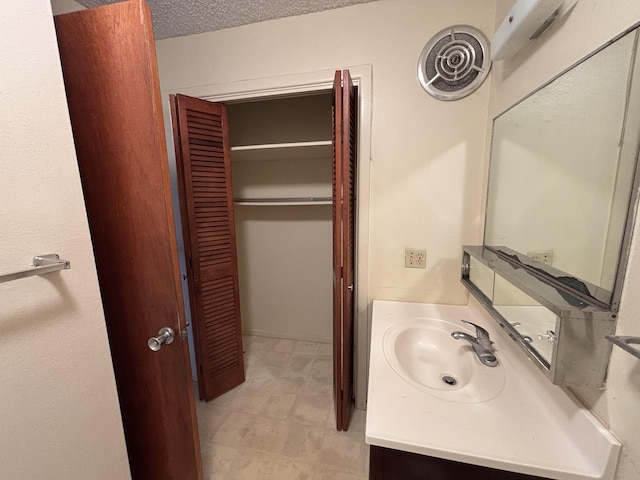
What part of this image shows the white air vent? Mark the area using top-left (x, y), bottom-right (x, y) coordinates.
top-left (417, 25), bottom-right (492, 101)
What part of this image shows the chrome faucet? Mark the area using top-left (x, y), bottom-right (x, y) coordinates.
top-left (451, 319), bottom-right (498, 367)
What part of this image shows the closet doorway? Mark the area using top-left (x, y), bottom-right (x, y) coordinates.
top-left (171, 70), bottom-right (357, 431)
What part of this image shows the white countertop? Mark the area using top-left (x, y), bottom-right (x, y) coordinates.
top-left (365, 298), bottom-right (620, 480)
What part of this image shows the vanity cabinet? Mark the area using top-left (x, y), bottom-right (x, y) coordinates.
top-left (369, 446), bottom-right (550, 480)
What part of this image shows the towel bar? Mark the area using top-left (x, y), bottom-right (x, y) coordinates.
top-left (0, 254), bottom-right (71, 284)
top-left (606, 335), bottom-right (640, 361)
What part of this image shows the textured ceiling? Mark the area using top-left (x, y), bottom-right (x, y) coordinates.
top-left (76, 0), bottom-right (378, 39)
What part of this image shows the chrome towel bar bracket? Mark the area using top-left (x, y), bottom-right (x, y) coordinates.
top-left (0, 254), bottom-right (71, 284)
top-left (606, 335), bottom-right (640, 361)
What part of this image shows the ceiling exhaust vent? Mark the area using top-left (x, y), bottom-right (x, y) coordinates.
top-left (417, 25), bottom-right (491, 101)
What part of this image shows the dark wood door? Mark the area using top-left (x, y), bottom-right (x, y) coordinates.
top-left (170, 94), bottom-right (245, 401)
top-left (333, 69), bottom-right (357, 431)
top-left (54, 2), bottom-right (202, 479)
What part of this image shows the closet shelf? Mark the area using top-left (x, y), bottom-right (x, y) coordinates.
top-left (234, 196), bottom-right (332, 206)
top-left (230, 141), bottom-right (332, 162)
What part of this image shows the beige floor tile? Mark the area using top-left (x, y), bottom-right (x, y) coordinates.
top-left (262, 350), bottom-right (293, 368)
top-left (315, 465), bottom-right (365, 480)
top-left (201, 442), bottom-right (238, 480)
top-left (293, 341), bottom-right (322, 356)
top-left (198, 336), bottom-right (369, 480)
top-left (303, 375), bottom-right (333, 398)
top-left (229, 384), bottom-right (271, 415)
top-left (273, 338), bottom-right (297, 353)
top-left (317, 343), bottom-right (333, 356)
top-left (223, 450), bottom-right (277, 480)
top-left (205, 386), bottom-right (238, 409)
top-left (241, 416), bottom-right (289, 454)
top-left (197, 404), bottom-right (230, 441)
top-left (292, 394), bottom-right (332, 427)
top-left (287, 354), bottom-right (315, 374)
top-left (270, 457), bottom-right (319, 480)
top-left (281, 424), bottom-right (325, 464)
top-left (261, 390), bottom-right (297, 420)
top-left (275, 370), bottom-right (309, 394)
top-left (241, 364), bottom-right (281, 388)
top-left (318, 430), bottom-right (369, 475)
top-left (310, 357), bottom-right (333, 376)
top-left (211, 412), bottom-right (255, 447)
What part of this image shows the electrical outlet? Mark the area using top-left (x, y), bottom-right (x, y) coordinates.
top-left (405, 248), bottom-right (427, 269)
top-left (527, 250), bottom-right (553, 265)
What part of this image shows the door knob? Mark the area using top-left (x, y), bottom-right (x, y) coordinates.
top-left (148, 327), bottom-right (175, 351)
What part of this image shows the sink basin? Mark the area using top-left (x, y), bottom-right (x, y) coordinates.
top-left (382, 317), bottom-right (506, 403)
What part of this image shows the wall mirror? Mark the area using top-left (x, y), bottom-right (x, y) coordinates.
top-left (485, 25), bottom-right (640, 311)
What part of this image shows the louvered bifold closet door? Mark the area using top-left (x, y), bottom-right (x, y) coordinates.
top-left (332, 69), bottom-right (357, 431)
top-left (171, 94), bottom-right (245, 401)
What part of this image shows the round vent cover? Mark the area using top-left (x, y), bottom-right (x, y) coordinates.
top-left (417, 25), bottom-right (491, 101)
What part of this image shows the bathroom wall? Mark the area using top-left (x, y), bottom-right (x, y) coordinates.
top-left (156, 0), bottom-right (496, 406)
top-left (489, 1), bottom-right (640, 478)
top-left (156, 0), bottom-right (496, 309)
top-left (0, 1), bottom-right (130, 478)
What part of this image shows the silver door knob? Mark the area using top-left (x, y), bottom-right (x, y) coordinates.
top-left (148, 327), bottom-right (175, 351)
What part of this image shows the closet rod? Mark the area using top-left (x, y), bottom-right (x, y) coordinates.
top-left (234, 196), bottom-right (332, 206)
top-left (0, 254), bottom-right (71, 284)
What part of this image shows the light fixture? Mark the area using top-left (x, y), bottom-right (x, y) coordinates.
top-left (492, 0), bottom-right (565, 61)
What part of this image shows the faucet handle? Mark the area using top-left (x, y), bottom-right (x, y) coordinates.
top-left (460, 319), bottom-right (492, 345)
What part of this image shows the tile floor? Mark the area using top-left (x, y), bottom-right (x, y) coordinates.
top-left (196, 335), bottom-right (370, 480)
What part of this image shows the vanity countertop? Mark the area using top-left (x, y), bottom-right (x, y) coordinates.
top-left (365, 298), bottom-right (620, 480)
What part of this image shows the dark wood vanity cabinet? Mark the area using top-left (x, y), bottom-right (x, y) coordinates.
top-left (369, 446), bottom-right (550, 480)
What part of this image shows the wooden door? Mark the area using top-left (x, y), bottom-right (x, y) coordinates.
top-left (54, 2), bottom-right (202, 479)
top-left (171, 94), bottom-right (245, 401)
top-left (333, 70), bottom-right (357, 431)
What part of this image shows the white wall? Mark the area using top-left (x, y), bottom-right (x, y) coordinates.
top-left (156, 0), bottom-right (496, 308)
top-left (156, 0), bottom-right (496, 409)
top-left (0, 1), bottom-right (130, 478)
top-left (489, 1), bottom-right (640, 478)
top-left (228, 95), bottom-right (334, 342)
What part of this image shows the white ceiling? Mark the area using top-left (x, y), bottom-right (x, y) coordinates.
top-left (76, 0), bottom-right (378, 39)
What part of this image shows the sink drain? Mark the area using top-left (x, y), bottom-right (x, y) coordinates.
top-left (441, 375), bottom-right (458, 386)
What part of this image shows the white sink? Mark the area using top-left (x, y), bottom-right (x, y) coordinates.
top-left (382, 317), bottom-right (506, 403)
top-left (366, 299), bottom-right (621, 480)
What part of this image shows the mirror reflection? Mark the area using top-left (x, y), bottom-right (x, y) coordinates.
top-left (485, 27), bottom-right (640, 308)
top-left (493, 273), bottom-right (558, 365)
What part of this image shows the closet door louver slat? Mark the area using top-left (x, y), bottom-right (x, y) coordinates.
top-left (171, 94), bottom-right (245, 401)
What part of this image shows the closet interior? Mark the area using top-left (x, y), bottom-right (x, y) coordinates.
top-left (227, 93), bottom-right (335, 344)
